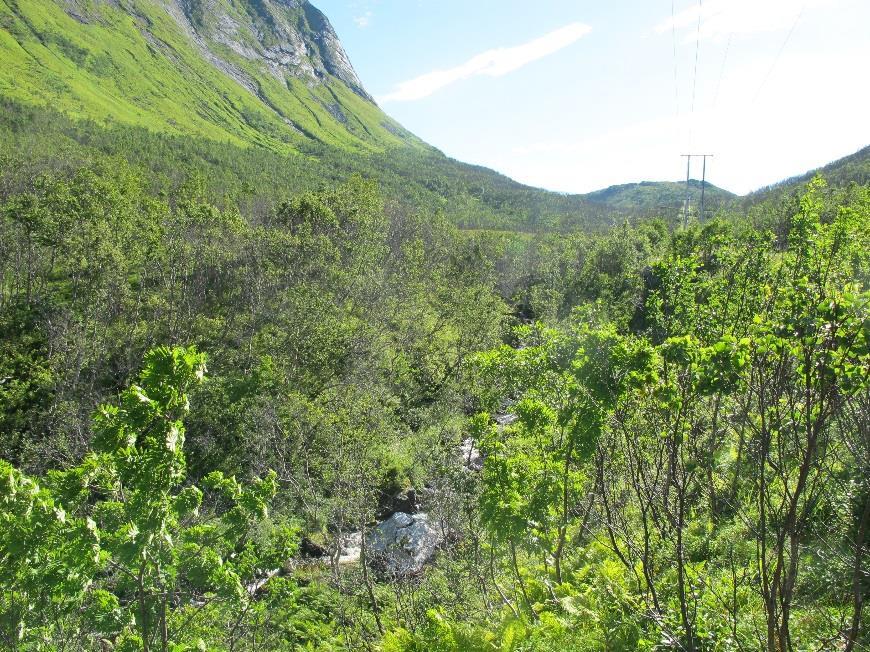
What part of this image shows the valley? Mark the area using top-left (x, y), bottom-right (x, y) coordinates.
top-left (0, 1), bottom-right (868, 651)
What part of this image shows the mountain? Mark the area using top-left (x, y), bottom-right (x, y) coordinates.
top-left (0, 0), bottom-right (418, 151)
top-left (0, 0), bottom-right (627, 230)
top-left (584, 179), bottom-right (736, 216)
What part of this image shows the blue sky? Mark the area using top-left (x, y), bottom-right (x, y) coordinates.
top-left (317, 0), bottom-right (870, 195)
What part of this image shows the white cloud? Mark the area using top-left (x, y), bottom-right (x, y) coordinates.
top-left (655, 0), bottom-right (835, 42)
top-left (377, 23), bottom-right (592, 103)
top-left (353, 11), bottom-right (372, 28)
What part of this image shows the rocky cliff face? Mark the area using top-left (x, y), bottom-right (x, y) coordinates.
top-left (169, 0), bottom-right (373, 102)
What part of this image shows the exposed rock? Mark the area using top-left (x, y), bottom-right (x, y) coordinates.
top-left (282, 117), bottom-right (303, 134)
top-left (368, 512), bottom-right (444, 575)
top-left (159, 0), bottom-right (261, 96)
top-left (326, 511), bottom-right (443, 574)
top-left (164, 0), bottom-right (374, 102)
top-left (301, 2), bottom-right (372, 100)
top-left (322, 102), bottom-right (347, 124)
top-left (337, 531), bottom-right (362, 565)
top-left (381, 120), bottom-right (411, 137)
top-left (246, 567), bottom-right (281, 596)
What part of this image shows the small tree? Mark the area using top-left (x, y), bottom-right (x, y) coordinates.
top-left (1, 346), bottom-right (296, 650)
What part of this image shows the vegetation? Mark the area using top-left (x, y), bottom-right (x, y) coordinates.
top-left (743, 145), bottom-right (870, 208)
top-left (0, 98), bottom-right (619, 232)
top-left (0, 0), bottom-right (412, 152)
top-left (1, 105), bottom-right (867, 648)
top-left (0, 0), bottom-right (613, 233)
top-left (1, 2), bottom-right (869, 650)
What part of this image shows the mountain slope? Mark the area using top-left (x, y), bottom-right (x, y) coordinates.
top-left (0, 0), bottom-right (624, 230)
top-left (742, 145), bottom-right (870, 206)
top-left (2, 0), bottom-right (863, 230)
top-left (0, 0), bottom-right (419, 151)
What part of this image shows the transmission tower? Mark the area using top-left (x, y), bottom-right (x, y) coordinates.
top-left (680, 154), bottom-right (714, 227)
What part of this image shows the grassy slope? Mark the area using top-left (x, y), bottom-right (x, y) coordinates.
top-left (0, 0), bottom-right (412, 153)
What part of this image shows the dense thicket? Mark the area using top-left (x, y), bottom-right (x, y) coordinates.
top-left (0, 108), bottom-right (868, 651)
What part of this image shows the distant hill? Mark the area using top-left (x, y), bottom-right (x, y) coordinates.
top-left (583, 179), bottom-right (736, 216)
top-left (581, 144), bottom-right (870, 218)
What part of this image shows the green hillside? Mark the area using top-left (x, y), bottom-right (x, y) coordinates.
top-left (0, 0), bottom-right (417, 152)
top-left (0, 97), bottom-right (621, 231)
top-left (0, 0), bottom-right (627, 230)
top-left (581, 145), bottom-right (870, 217)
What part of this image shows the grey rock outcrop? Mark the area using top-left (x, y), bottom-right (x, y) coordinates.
top-left (368, 512), bottom-right (444, 575)
top-left (165, 0), bottom-right (374, 102)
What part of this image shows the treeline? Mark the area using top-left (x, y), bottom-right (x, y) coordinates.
top-left (0, 111), bottom-right (868, 650)
top-left (0, 99), bottom-right (616, 233)
top-left (741, 145), bottom-right (870, 209)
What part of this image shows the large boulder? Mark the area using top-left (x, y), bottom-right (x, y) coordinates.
top-left (368, 512), bottom-right (444, 575)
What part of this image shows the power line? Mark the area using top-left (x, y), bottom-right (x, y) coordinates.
top-left (712, 32), bottom-right (732, 110)
top-left (670, 0), bottom-right (680, 121)
top-left (688, 0), bottom-right (702, 148)
top-left (754, 5), bottom-right (804, 103)
top-left (690, 0), bottom-right (702, 115)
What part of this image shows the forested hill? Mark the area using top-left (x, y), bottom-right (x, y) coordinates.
top-left (0, 98), bottom-right (620, 231)
top-left (582, 144), bottom-right (870, 217)
top-left (584, 179), bottom-right (735, 215)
